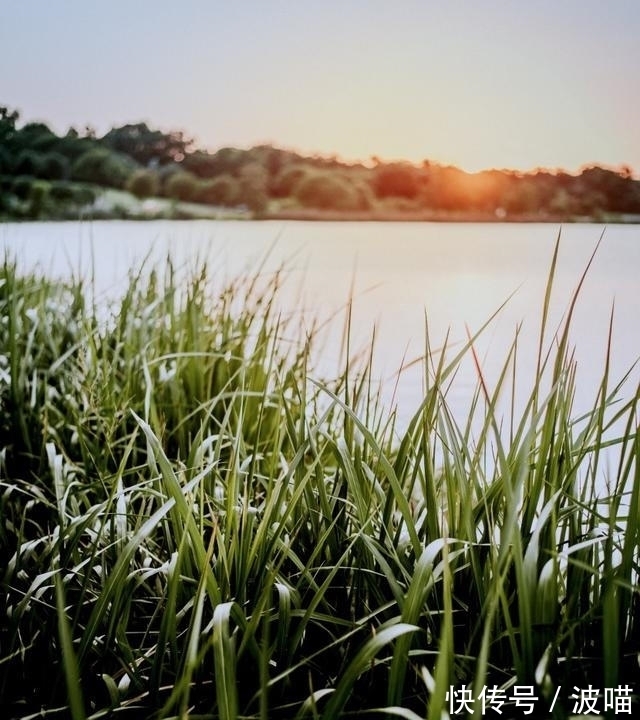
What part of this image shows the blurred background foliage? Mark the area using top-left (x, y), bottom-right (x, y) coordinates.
top-left (2, 104), bottom-right (640, 220)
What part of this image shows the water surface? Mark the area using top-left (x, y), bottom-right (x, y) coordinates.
top-left (3, 220), bottom-right (639, 431)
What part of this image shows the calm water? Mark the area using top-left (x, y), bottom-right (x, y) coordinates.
top-left (2, 220), bottom-right (639, 430)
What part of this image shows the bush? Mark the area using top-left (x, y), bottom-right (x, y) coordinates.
top-left (40, 152), bottom-right (70, 180)
top-left (11, 175), bottom-right (34, 200)
top-left (126, 169), bottom-right (160, 199)
top-left (157, 162), bottom-right (183, 185)
top-left (28, 133), bottom-right (60, 154)
top-left (165, 171), bottom-right (199, 202)
top-left (72, 148), bottom-right (135, 189)
top-left (71, 184), bottom-right (97, 205)
top-left (238, 163), bottom-right (269, 214)
top-left (353, 180), bottom-right (375, 210)
top-left (373, 162), bottom-right (422, 199)
top-left (196, 175), bottom-right (240, 205)
top-left (0, 146), bottom-right (13, 174)
top-left (0, 175), bottom-right (15, 213)
top-left (183, 146), bottom-right (246, 178)
top-left (49, 181), bottom-right (96, 206)
top-left (14, 149), bottom-right (44, 178)
top-left (271, 163), bottom-right (311, 198)
top-left (48, 180), bottom-right (76, 203)
top-left (54, 134), bottom-right (96, 161)
top-left (27, 180), bottom-right (50, 218)
top-left (293, 172), bottom-right (360, 210)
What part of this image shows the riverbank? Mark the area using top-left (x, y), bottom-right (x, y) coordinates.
top-left (4, 179), bottom-right (640, 224)
top-left (264, 205), bottom-right (640, 223)
top-left (0, 181), bottom-right (252, 222)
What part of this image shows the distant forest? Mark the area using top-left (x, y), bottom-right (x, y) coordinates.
top-left (2, 104), bottom-right (640, 221)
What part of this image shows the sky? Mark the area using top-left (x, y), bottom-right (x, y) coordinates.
top-left (2, 0), bottom-right (640, 173)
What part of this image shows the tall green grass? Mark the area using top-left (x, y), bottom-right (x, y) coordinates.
top-left (1, 239), bottom-right (638, 719)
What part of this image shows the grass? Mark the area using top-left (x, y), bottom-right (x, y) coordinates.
top-left (1, 236), bottom-right (639, 719)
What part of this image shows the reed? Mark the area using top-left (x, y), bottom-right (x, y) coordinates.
top-left (1, 238), bottom-right (638, 719)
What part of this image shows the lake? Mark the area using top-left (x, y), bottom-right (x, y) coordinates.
top-left (2, 220), bottom-right (639, 432)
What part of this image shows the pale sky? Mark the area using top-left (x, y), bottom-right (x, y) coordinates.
top-left (2, 0), bottom-right (639, 173)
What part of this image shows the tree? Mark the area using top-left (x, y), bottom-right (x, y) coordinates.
top-left (211, 147), bottom-right (247, 176)
top-left (182, 147), bottom-right (250, 179)
top-left (238, 163), bottom-right (269, 214)
top-left (27, 180), bottom-right (50, 219)
top-left (0, 145), bottom-right (13, 174)
top-left (156, 162), bottom-right (183, 186)
top-left (17, 122), bottom-right (58, 153)
top-left (548, 187), bottom-right (580, 216)
top-left (0, 106), bottom-right (19, 147)
top-left (55, 133), bottom-right (96, 161)
top-left (14, 150), bottom-right (44, 177)
top-left (40, 152), bottom-right (70, 180)
top-left (102, 123), bottom-right (192, 165)
top-left (180, 150), bottom-right (218, 179)
top-left (293, 172), bottom-right (360, 211)
top-left (197, 175), bottom-right (240, 206)
top-left (578, 166), bottom-right (640, 213)
top-left (251, 144), bottom-right (287, 178)
top-left (352, 180), bottom-right (375, 210)
top-left (165, 171), bottom-right (199, 202)
top-left (271, 164), bottom-right (311, 198)
top-left (126, 169), bottom-right (160, 199)
top-left (11, 176), bottom-right (34, 200)
top-left (72, 148), bottom-right (136, 188)
top-left (373, 163), bottom-right (421, 199)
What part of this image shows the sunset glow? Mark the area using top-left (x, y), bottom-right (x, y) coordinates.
top-left (2, 1), bottom-right (639, 173)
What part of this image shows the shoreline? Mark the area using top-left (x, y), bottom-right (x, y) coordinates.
top-left (4, 210), bottom-right (640, 224)
top-left (262, 208), bottom-right (640, 223)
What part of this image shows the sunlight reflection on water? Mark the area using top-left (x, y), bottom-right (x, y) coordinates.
top-left (3, 220), bottom-right (639, 444)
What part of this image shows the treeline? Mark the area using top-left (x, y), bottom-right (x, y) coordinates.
top-left (2, 104), bottom-right (640, 220)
